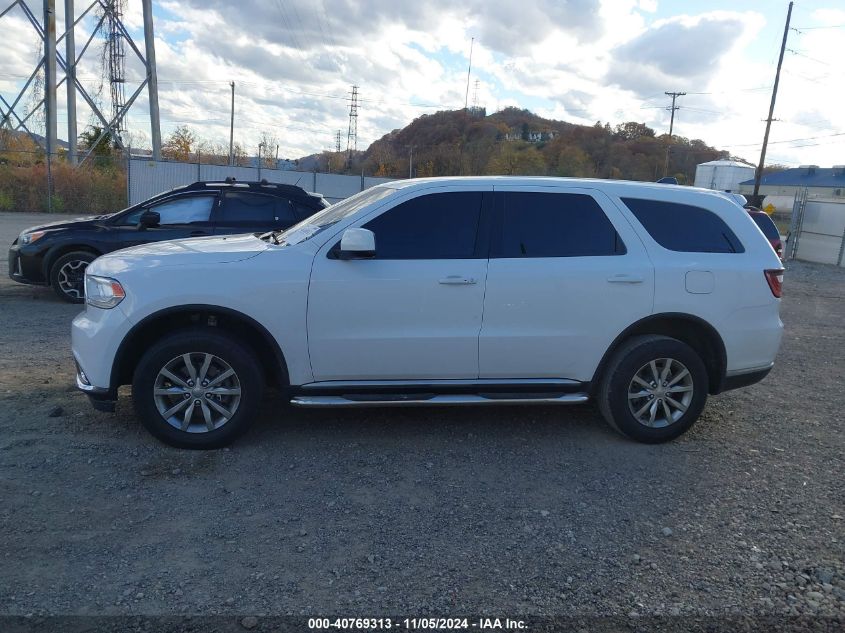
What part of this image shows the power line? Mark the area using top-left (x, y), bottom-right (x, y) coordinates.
top-left (793, 24), bottom-right (845, 30)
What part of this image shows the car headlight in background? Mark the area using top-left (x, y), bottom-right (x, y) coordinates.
top-left (19, 230), bottom-right (46, 245)
top-left (85, 275), bottom-right (125, 309)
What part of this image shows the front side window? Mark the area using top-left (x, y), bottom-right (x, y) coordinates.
top-left (362, 191), bottom-right (483, 259)
top-left (497, 192), bottom-right (625, 258)
top-left (622, 198), bottom-right (744, 253)
top-left (150, 195), bottom-right (215, 225)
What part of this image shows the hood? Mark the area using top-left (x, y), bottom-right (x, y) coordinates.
top-left (21, 214), bottom-right (110, 235)
top-left (88, 233), bottom-right (271, 277)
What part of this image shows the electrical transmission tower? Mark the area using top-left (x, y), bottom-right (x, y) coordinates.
top-left (472, 80), bottom-right (480, 109)
top-left (0, 0), bottom-right (162, 164)
top-left (346, 85), bottom-right (358, 166)
top-left (104, 0), bottom-right (127, 139)
top-left (335, 130), bottom-right (341, 153)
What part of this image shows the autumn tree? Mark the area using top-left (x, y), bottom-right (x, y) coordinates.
top-left (258, 131), bottom-right (280, 168)
top-left (78, 125), bottom-right (116, 157)
top-left (162, 125), bottom-right (196, 161)
top-left (486, 142), bottom-right (546, 175)
top-left (555, 146), bottom-right (594, 177)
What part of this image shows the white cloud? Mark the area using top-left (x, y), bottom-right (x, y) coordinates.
top-left (1, 0), bottom-right (843, 166)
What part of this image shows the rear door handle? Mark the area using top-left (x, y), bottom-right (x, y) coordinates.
top-left (607, 273), bottom-right (644, 284)
top-left (439, 276), bottom-right (477, 285)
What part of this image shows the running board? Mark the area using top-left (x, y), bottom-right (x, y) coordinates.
top-left (290, 393), bottom-right (589, 408)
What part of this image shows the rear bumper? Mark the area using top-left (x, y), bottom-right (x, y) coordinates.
top-left (718, 364), bottom-right (773, 393)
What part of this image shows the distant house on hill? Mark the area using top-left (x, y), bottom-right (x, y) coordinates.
top-left (504, 127), bottom-right (558, 143)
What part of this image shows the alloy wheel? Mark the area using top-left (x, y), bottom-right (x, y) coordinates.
top-left (153, 353), bottom-right (242, 433)
top-left (57, 259), bottom-right (88, 299)
top-left (627, 357), bottom-right (694, 428)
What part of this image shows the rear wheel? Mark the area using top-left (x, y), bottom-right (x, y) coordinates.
top-left (49, 251), bottom-right (96, 303)
top-left (132, 330), bottom-right (264, 449)
top-left (598, 335), bottom-right (708, 443)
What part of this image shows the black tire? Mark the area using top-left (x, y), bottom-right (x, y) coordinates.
top-left (49, 251), bottom-right (97, 303)
top-left (132, 329), bottom-right (264, 449)
top-left (598, 335), bottom-right (708, 443)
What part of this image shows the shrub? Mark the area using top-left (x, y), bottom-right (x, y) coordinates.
top-left (0, 158), bottom-right (127, 214)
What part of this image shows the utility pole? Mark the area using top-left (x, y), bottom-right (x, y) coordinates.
top-left (754, 1), bottom-right (793, 198)
top-left (407, 145), bottom-right (414, 179)
top-left (228, 81), bottom-right (235, 166)
top-left (662, 91), bottom-right (685, 177)
top-left (464, 37), bottom-right (474, 110)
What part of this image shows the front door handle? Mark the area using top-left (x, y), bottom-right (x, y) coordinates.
top-left (439, 276), bottom-right (477, 285)
top-left (607, 273), bottom-right (644, 284)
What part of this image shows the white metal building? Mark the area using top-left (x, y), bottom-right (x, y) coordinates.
top-left (694, 160), bottom-right (755, 193)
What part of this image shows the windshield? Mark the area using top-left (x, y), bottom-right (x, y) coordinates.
top-left (269, 185), bottom-right (396, 246)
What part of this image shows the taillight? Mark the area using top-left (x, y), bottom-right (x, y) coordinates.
top-left (765, 269), bottom-right (784, 298)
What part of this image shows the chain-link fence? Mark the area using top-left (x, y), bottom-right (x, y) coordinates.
top-left (786, 188), bottom-right (845, 267)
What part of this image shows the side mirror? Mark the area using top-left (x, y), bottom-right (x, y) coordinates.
top-left (138, 210), bottom-right (160, 230)
top-left (337, 228), bottom-right (375, 260)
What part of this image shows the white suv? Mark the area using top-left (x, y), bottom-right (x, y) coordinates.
top-left (72, 177), bottom-right (784, 449)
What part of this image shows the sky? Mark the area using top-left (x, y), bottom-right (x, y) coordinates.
top-left (1, 0), bottom-right (843, 167)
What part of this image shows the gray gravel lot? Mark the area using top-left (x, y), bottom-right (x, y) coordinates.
top-left (0, 212), bottom-right (843, 626)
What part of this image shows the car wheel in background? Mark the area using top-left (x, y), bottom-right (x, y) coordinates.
top-left (49, 251), bottom-right (96, 303)
top-left (132, 329), bottom-right (264, 449)
top-left (598, 335), bottom-right (708, 443)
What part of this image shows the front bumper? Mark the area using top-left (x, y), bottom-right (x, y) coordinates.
top-left (8, 243), bottom-right (47, 285)
top-left (72, 304), bottom-right (133, 413)
top-left (76, 370), bottom-right (116, 412)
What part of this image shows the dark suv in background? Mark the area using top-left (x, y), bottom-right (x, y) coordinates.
top-left (8, 181), bottom-right (329, 302)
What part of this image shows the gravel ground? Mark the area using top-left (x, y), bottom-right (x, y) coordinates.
top-left (0, 212), bottom-right (843, 629)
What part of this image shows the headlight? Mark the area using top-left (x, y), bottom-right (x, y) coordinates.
top-left (19, 230), bottom-right (46, 245)
top-left (85, 275), bottom-right (125, 309)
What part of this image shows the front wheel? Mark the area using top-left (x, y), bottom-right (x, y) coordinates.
top-left (598, 335), bottom-right (708, 443)
top-left (132, 330), bottom-right (264, 449)
top-left (50, 251), bottom-right (96, 303)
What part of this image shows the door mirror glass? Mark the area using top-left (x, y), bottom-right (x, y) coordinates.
top-left (138, 210), bottom-right (160, 229)
top-left (338, 228), bottom-right (376, 259)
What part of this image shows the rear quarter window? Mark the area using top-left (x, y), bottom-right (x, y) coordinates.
top-left (621, 198), bottom-right (745, 253)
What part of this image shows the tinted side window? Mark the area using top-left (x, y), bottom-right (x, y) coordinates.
top-left (362, 192), bottom-right (482, 259)
top-left (498, 192), bottom-right (625, 258)
top-left (219, 192), bottom-right (295, 225)
top-left (622, 198), bottom-right (744, 253)
top-left (293, 202), bottom-right (320, 221)
top-left (151, 195), bottom-right (214, 225)
top-left (750, 213), bottom-right (780, 240)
